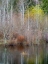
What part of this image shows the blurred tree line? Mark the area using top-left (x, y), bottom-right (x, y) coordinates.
top-left (0, 0), bottom-right (48, 14)
top-left (10, 0), bottom-right (48, 14)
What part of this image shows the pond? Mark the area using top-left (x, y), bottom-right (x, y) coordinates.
top-left (0, 44), bottom-right (48, 64)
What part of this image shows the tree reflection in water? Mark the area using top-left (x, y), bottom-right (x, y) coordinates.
top-left (0, 45), bottom-right (29, 64)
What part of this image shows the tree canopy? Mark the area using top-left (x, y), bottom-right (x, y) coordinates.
top-left (41, 0), bottom-right (48, 14)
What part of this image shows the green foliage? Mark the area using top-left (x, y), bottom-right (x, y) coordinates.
top-left (12, 0), bottom-right (19, 12)
top-left (24, 0), bottom-right (36, 10)
top-left (8, 0), bottom-right (35, 12)
top-left (26, 0), bottom-right (35, 7)
top-left (25, 5), bottom-right (44, 20)
top-left (8, 0), bottom-right (19, 12)
top-left (25, 0), bottom-right (48, 14)
top-left (41, 0), bottom-right (48, 14)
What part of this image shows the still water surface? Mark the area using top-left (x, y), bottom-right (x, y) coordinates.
top-left (0, 45), bottom-right (30, 64)
top-left (0, 44), bottom-right (48, 64)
